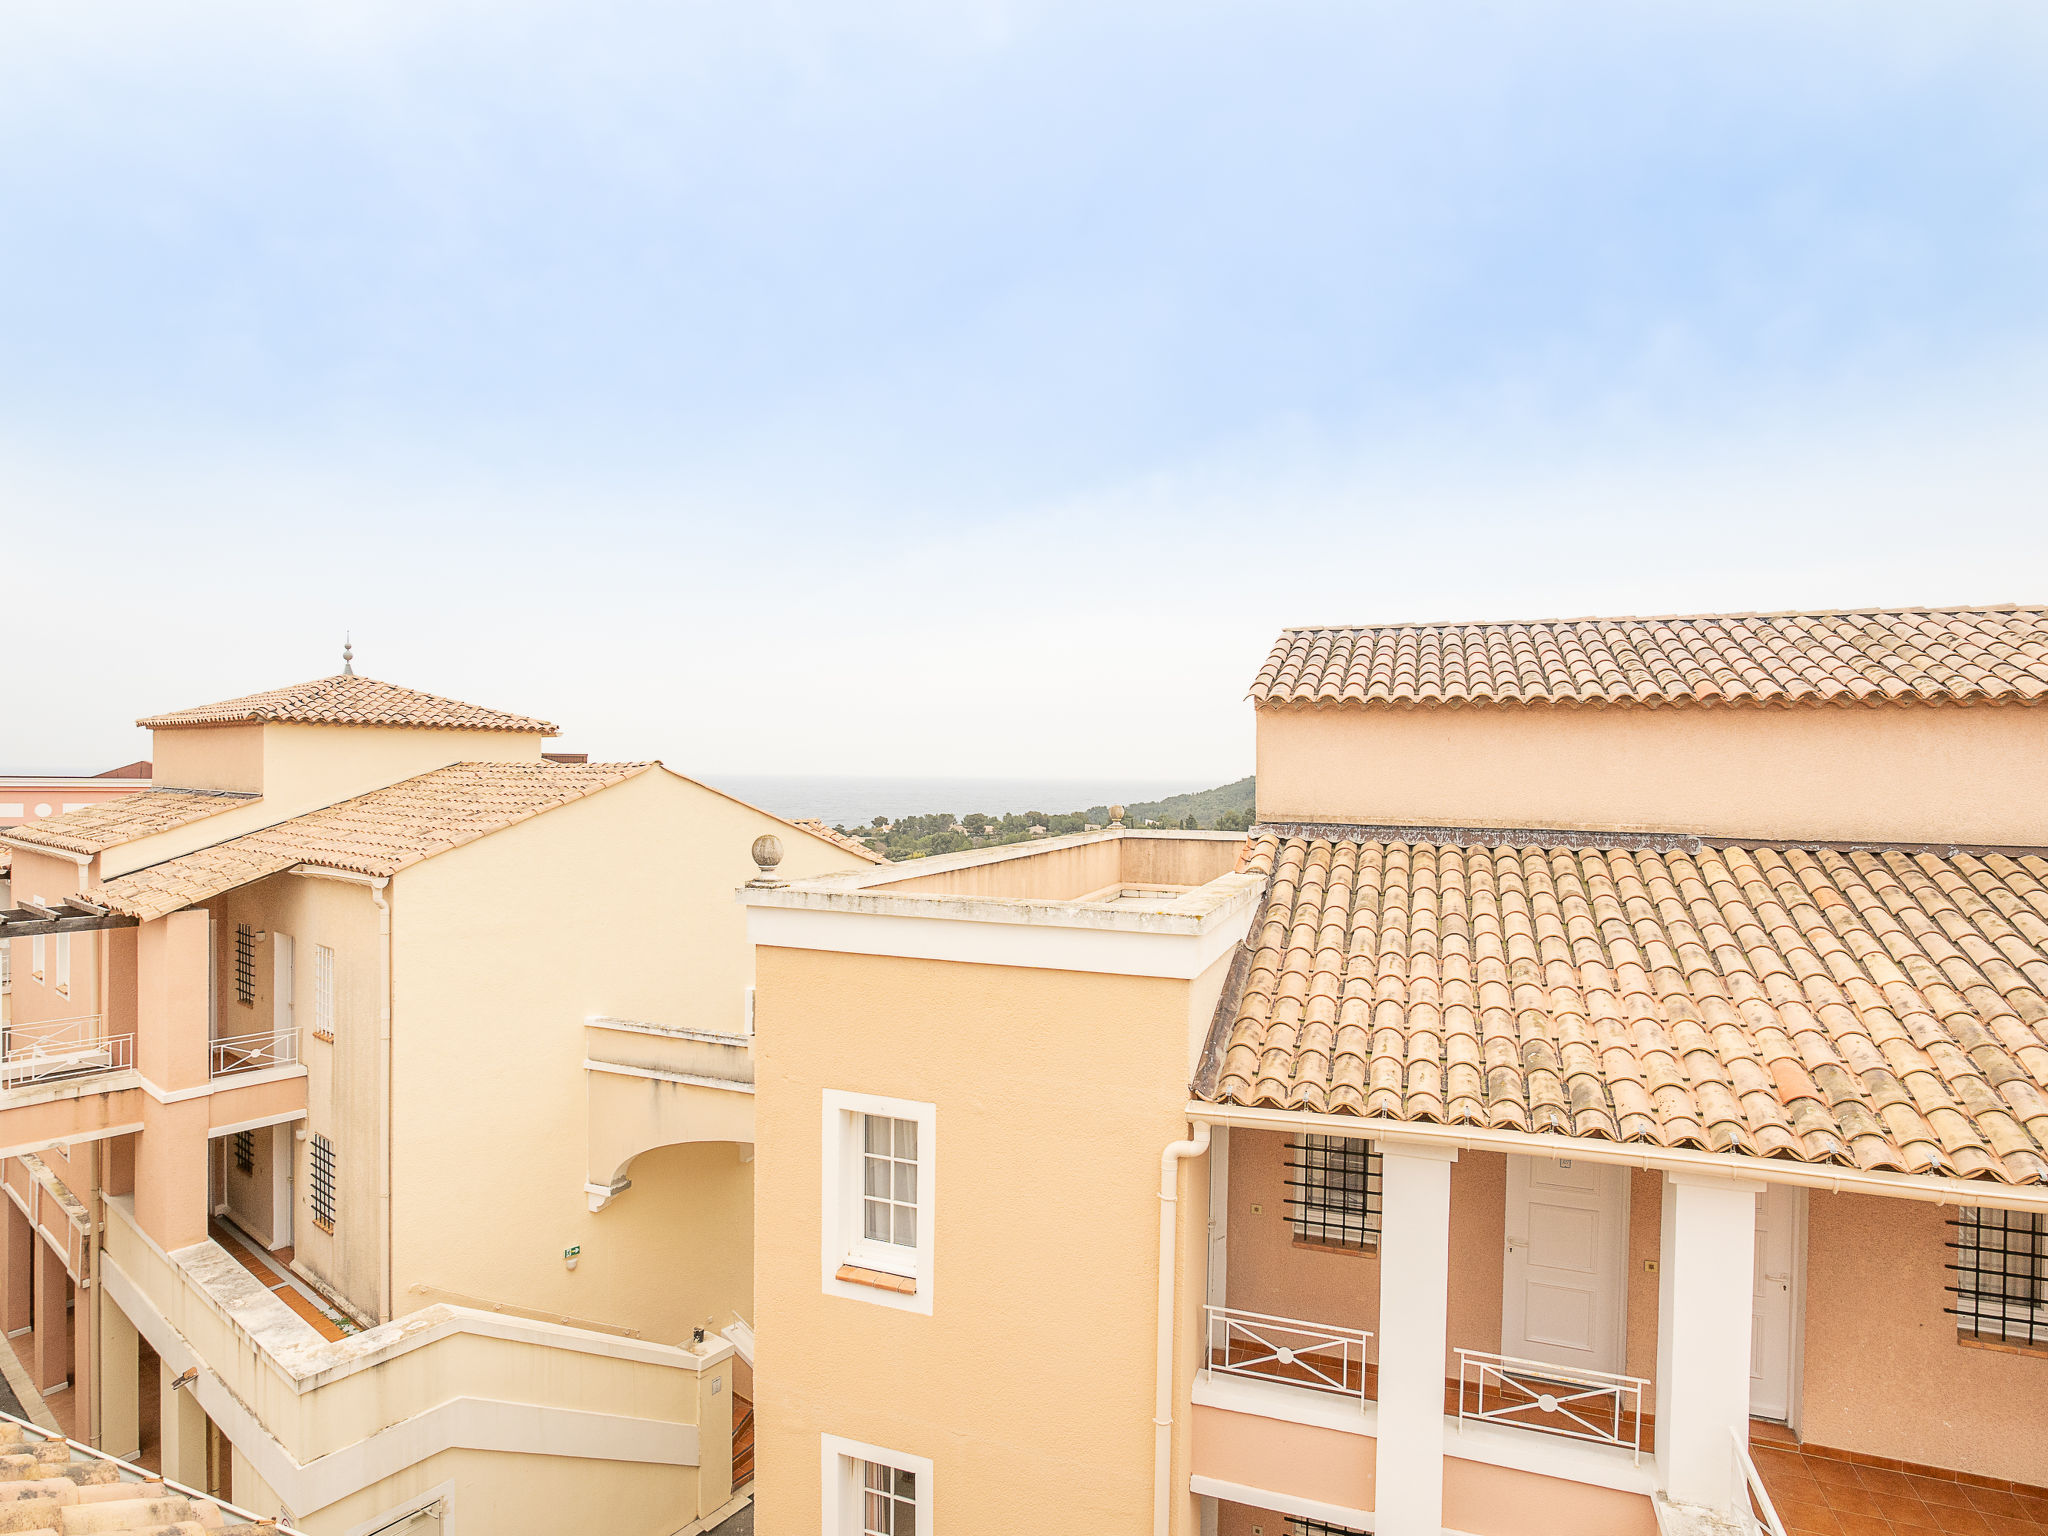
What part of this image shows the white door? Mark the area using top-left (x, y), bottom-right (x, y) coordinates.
top-left (1205, 1126), bottom-right (1229, 1310)
top-left (1503, 1155), bottom-right (1628, 1374)
top-left (1750, 1183), bottom-right (1799, 1420)
top-left (273, 934), bottom-right (295, 1038)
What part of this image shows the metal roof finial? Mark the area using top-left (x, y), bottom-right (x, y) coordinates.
top-left (342, 633), bottom-right (355, 676)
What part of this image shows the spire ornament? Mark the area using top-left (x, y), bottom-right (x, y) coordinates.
top-left (342, 634), bottom-right (355, 676)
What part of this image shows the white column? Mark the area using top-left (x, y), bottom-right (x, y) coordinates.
top-left (1654, 1171), bottom-right (1762, 1515)
top-left (1375, 1140), bottom-right (1457, 1536)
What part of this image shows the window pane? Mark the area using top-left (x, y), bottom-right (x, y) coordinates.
top-left (865, 1116), bottom-right (890, 1154)
top-left (865, 1461), bottom-right (888, 1492)
top-left (893, 1204), bottom-right (916, 1247)
top-left (893, 1468), bottom-right (915, 1498)
top-left (893, 1161), bottom-right (916, 1204)
top-left (894, 1118), bottom-right (917, 1160)
top-left (865, 1200), bottom-right (891, 1242)
top-left (865, 1156), bottom-right (890, 1197)
top-left (865, 1490), bottom-right (888, 1531)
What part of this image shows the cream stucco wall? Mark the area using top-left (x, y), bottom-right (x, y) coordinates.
top-left (752, 945), bottom-right (1213, 1536)
top-left (387, 768), bottom-right (861, 1344)
top-left (1798, 1190), bottom-right (2048, 1484)
top-left (1255, 702), bottom-right (2048, 846)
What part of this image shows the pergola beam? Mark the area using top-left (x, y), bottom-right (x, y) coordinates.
top-left (0, 911), bottom-right (138, 939)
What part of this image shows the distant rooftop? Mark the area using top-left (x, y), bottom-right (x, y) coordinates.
top-left (1252, 605), bottom-right (2048, 710)
top-left (138, 672), bottom-right (559, 735)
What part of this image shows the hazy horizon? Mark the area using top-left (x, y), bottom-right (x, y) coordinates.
top-left (6, 3), bottom-right (2045, 778)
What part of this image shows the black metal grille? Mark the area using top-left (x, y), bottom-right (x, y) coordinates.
top-left (1285, 1134), bottom-right (1380, 1249)
top-left (1290, 1519), bottom-right (1368, 1536)
top-left (234, 1130), bottom-right (255, 1174)
top-left (1946, 1208), bottom-right (2048, 1347)
top-left (234, 924), bottom-right (256, 1005)
top-left (311, 1133), bottom-right (336, 1233)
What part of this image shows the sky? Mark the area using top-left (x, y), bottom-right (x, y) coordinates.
top-left (3, 1), bottom-right (2046, 781)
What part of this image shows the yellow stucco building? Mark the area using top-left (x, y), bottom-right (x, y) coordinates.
top-left (0, 666), bottom-right (870, 1535)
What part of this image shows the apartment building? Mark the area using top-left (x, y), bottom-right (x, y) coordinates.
top-left (0, 666), bottom-right (868, 1535)
top-left (744, 606), bottom-right (2048, 1536)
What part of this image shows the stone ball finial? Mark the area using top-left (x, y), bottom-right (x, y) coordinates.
top-left (1109, 804), bottom-right (1126, 828)
top-left (749, 833), bottom-right (786, 887)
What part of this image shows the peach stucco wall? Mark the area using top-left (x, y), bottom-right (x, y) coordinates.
top-left (753, 945), bottom-right (1216, 1536)
top-left (1194, 1404), bottom-right (1374, 1515)
top-left (1799, 1191), bottom-right (2048, 1484)
top-left (1442, 1456), bottom-right (1658, 1536)
top-left (1256, 700), bottom-right (2048, 846)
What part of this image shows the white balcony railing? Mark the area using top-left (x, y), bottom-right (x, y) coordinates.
top-left (1204, 1304), bottom-right (1372, 1402)
top-left (0, 1014), bottom-right (134, 1089)
top-left (1733, 1428), bottom-right (1789, 1536)
top-left (211, 1027), bottom-right (300, 1078)
top-left (1456, 1350), bottom-right (1649, 1459)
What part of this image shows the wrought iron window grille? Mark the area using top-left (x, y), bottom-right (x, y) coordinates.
top-left (1285, 1133), bottom-right (1381, 1249)
top-left (234, 925), bottom-right (256, 1006)
top-left (1289, 1519), bottom-right (1369, 1536)
top-left (234, 1130), bottom-right (255, 1174)
top-left (311, 1133), bottom-right (337, 1233)
top-left (1946, 1208), bottom-right (2048, 1348)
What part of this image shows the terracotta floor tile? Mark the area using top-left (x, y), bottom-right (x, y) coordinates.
top-left (1913, 1479), bottom-right (1982, 1511)
top-left (1966, 1490), bottom-right (2032, 1520)
top-left (1775, 1499), bottom-right (1845, 1535)
top-left (1983, 1515), bottom-right (2048, 1536)
top-left (1821, 1484), bottom-right (1887, 1517)
top-left (1936, 1507), bottom-right (2000, 1536)
top-left (1807, 1457), bottom-right (1864, 1487)
top-left (1831, 1513), bottom-right (1895, 1536)
top-left (1860, 1468), bottom-right (1926, 1498)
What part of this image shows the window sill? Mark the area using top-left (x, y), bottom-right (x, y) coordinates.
top-left (1958, 1329), bottom-right (2048, 1359)
top-left (836, 1263), bottom-right (917, 1296)
top-left (312, 1030), bottom-right (335, 1044)
top-left (1291, 1234), bottom-right (1378, 1257)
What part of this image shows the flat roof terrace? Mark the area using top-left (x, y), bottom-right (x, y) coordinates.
top-left (742, 829), bottom-right (1264, 980)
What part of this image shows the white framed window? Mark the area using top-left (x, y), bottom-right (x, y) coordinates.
top-left (314, 944), bottom-right (336, 1041)
top-left (821, 1434), bottom-right (931, 1536)
top-left (821, 1089), bottom-right (935, 1314)
top-left (29, 896), bottom-right (46, 984)
top-left (52, 933), bottom-right (69, 994)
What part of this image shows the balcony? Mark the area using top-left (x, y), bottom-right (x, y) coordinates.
top-left (584, 1015), bottom-right (755, 1210)
top-left (209, 1026), bottom-right (299, 1078)
top-left (0, 1014), bottom-right (134, 1090)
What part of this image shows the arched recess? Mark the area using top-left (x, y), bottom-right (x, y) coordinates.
top-left (586, 1065), bottom-right (755, 1211)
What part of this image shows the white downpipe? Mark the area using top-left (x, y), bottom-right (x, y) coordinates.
top-left (1154, 1120), bottom-right (1211, 1536)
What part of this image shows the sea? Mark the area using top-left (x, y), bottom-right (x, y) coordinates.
top-left (709, 775), bottom-right (1224, 827)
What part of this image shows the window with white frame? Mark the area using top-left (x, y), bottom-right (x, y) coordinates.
top-left (1948, 1207), bottom-right (2048, 1348)
top-left (29, 897), bottom-right (45, 983)
top-left (822, 1090), bottom-right (935, 1312)
top-left (822, 1436), bottom-right (931, 1536)
top-left (861, 1115), bottom-right (919, 1252)
top-left (52, 933), bottom-right (69, 994)
top-left (314, 944), bottom-right (336, 1041)
top-left (1286, 1133), bottom-right (1381, 1250)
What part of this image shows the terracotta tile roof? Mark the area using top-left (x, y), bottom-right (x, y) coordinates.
top-left (138, 673), bottom-right (558, 734)
top-left (97, 761), bottom-right (652, 920)
top-left (1250, 606), bottom-right (2048, 710)
top-left (1199, 832), bottom-right (2048, 1185)
top-left (0, 788), bottom-right (256, 856)
top-left (792, 819), bottom-right (890, 864)
top-left (0, 1413), bottom-right (296, 1532)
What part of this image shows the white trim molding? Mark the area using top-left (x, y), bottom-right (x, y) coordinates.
top-left (1189, 1474), bottom-right (1374, 1529)
top-left (820, 1433), bottom-right (933, 1536)
top-left (820, 1089), bottom-right (936, 1316)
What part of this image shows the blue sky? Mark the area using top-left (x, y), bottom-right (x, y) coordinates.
top-left (5, 1), bottom-right (2046, 780)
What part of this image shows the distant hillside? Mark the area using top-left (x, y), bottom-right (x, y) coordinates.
top-left (841, 775), bottom-right (1257, 860)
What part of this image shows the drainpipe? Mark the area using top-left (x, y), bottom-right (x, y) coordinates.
top-left (369, 878), bottom-right (391, 1325)
top-left (1154, 1120), bottom-right (1210, 1536)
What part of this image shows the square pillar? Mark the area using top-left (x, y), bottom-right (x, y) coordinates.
top-left (32, 1236), bottom-right (70, 1392)
top-left (160, 1359), bottom-right (208, 1492)
top-left (1375, 1139), bottom-right (1457, 1536)
top-left (98, 1293), bottom-right (141, 1461)
top-left (2, 1195), bottom-right (32, 1336)
top-left (1654, 1172), bottom-right (1763, 1515)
